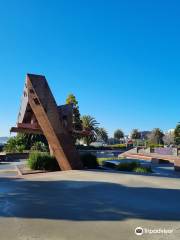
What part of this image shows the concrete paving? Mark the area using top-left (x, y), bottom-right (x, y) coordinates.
top-left (0, 170), bottom-right (180, 240)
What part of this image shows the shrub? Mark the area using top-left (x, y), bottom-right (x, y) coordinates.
top-left (148, 143), bottom-right (164, 148)
top-left (0, 144), bottom-right (4, 152)
top-left (28, 152), bottom-right (60, 171)
top-left (116, 161), bottom-right (153, 174)
top-left (80, 153), bottom-right (99, 169)
top-left (16, 144), bottom-right (26, 153)
top-left (116, 161), bottom-right (140, 171)
top-left (134, 166), bottom-right (153, 173)
top-left (31, 142), bottom-right (48, 152)
top-left (108, 144), bottom-right (127, 149)
top-left (174, 137), bottom-right (180, 146)
top-left (4, 137), bottom-right (26, 153)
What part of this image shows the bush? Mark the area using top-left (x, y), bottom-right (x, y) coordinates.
top-left (175, 137), bottom-right (180, 146)
top-left (80, 153), bottom-right (99, 169)
top-left (0, 144), bottom-right (4, 152)
top-left (4, 137), bottom-right (26, 153)
top-left (116, 161), bottom-right (140, 171)
top-left (31, 142), bottom-right (48, 152)
top-left (134, 166), bottom-right (153, 173)
top-left (148, 143), bottom-right (164, 148)
top-left (108, 144), bottom-right (127, 149)
top-left (116, 161), bottom-right (153, 173)
top-left (28, 152), bottom-right (60, 171)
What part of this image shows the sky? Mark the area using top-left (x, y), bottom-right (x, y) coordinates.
top-left (0, 0), bottom-right (180, 137)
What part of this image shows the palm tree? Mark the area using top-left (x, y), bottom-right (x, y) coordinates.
top-left (81, 115), bottom-right (99, 146)
top-left (97, 127), bottom-right (108, 143)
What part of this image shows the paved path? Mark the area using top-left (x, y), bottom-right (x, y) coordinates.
top-left (0, 170), bottom-right (180, 240)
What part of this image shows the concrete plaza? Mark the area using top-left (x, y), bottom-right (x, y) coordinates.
top-left (0, 170), bottom-right (180, 240)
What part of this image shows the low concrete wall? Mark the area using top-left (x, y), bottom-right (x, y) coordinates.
top-left (153, 147), bottom-right (179, 156)
top-left (79, 150), bottom-right (125, 158)
top-left (177, 148), bottom-right (180, 156)
top-left (0, 153), bottom-right (29, 161)
top-left (174, 159), bottom-right (180, 171)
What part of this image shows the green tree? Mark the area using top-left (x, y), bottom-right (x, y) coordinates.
top-left (22, 134), bottom-right (48, 149)
top-left (66, 94), bottom-right (78, 106)
top-left (114, 129), bottom-right (124, 141)
top-left (4, 134), bottom-right (26, 153)
top-left (131, 129), bottom-right (141, 140)
top-left (97, 128), bottom-right (108, 143)
top-left (66, 94), bottom-right (83, 142)
top-left (4, 133), bottom-right (48, 153)
top-left (81, 115), bottom-right (99, 146)
top-left (148, 128), bottom-right (164, 145)
top-left (31, 141), bottom-right (48, 152)
top-left (174, 123), bottom-right (180, 146)
top-left (130, 129), bottom-right (141, 147)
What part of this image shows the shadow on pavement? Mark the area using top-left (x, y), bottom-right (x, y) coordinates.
top-left (0, 176), bottom-right (180, 222)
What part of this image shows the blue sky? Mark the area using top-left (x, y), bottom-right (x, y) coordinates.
top-left (0, 0), bottom-right (180, 137)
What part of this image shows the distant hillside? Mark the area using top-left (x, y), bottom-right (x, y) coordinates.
top-left (0, 137), bottom-right (9, 144)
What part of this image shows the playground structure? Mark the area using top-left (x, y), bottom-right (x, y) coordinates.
top-left (11, 74), bottom-right (83, 171)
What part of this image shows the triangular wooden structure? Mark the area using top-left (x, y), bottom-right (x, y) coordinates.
top-left (11, 74), bottom-right (83, 170)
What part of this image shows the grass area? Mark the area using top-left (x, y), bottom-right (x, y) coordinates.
top-left (117, 161), bottom-right (153, 173)
top-left (97, 157), bottom-right (124, 166)
top-left (108, 144), bottom-right (127, 148)
top-left (98, 157), bottom-right (153, 174)
top-left (76, 144), bottom-right (130, 150)
top-left (0, 170), bottom-right (17, 173)
top-left (134, 167), bottom-right (153, 173)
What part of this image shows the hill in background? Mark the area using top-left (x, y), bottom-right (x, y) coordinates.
top-left (0, 137), bottom-right (9, 144)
